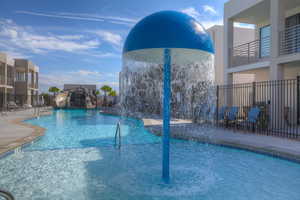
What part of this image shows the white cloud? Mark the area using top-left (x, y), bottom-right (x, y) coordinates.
top-left (203, 5), bottom-right (218, 15)
top-left (181, 7), bottom-right (222, 29)
top-left (73, 70), bottom-right (100, 76)
top-left (15, 11), bottom-right (137, 26)
top-left (91, 30), bottom-right (122, 46)
top-left (57, 35), bottom-right (84, 40)
top-left (0, 19), bottom-right (100, 54)
top-left (181, 7), bottom-right (201, 20)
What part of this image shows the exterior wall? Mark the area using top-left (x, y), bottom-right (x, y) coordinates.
top-left (224, 0), bottom-right (264, 19)
top-left (234, 68), bottom-right (269, 82)
top-left (208, 25), bottom-right (255, 84)
top-left (284, 64), bottom-right (300, 79)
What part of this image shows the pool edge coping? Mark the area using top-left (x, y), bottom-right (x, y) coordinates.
top-left (142, 119), bottom-right (300, 164)
top-left (0, 111), bottom-right (52, 157)
top-left (97, 110), bottom-right (300, 163)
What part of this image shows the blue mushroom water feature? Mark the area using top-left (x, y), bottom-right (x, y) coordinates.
top-left (121, 10), bottom-right (215, 183)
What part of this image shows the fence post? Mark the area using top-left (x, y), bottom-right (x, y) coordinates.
top-left (216, 85), bottom-right (219, 124)
top-left (252, 82), bottom-right (256, 106)
top-left (297, 76), bottom-right (300, 125)
top-left (248, 43), bottom-right (250, 64)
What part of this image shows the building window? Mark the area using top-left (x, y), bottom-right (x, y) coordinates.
top-left (260, 25), bottom-right (271, 58)
top-left (286, 13), bottom-right (300, 54)
top-left (16, 72), bottom-right (25, 81)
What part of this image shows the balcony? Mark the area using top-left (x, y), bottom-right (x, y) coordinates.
top-left (7, 77), bottom-right (14, 86)
top-left (230, 36), bottom-right (270, 68)
top-left (280, 24), bottom-right (300, 56)
top-left (0, 75), bottom-right (4, 85)
top-left (0, 75), bottom-right (14, 86)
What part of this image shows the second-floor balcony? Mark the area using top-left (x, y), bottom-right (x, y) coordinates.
top-left (0, 74), bottom-right (5, 85)
top-left (230, 24), bottom-right (300, 68)
top-left (280, 24), bottom-right (300, 56)
top-left (0, 74), bottom-right (14, 86)
top-left (230, 36), bottom-right (270, 68)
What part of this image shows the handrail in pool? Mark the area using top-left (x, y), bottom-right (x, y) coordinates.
top-left (114, 121), bottom-right (121, 149)
top-left (0, 190), bottom-right (14, 200)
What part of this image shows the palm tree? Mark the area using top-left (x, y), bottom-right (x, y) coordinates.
top-left (48, 87), bottom-right (60, 96)
top-left (108, 90), bottom-right (117, 97)
top-left (100, 85), bottom-right (112, 106)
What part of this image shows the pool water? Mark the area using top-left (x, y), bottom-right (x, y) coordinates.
top-left (0, 109), bottom-right (300, 200)
top-left (26, 109), bottom-right (160, 150)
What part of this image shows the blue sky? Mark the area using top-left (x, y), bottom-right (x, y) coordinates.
top-left (0, 0), bottom-right (229, 92)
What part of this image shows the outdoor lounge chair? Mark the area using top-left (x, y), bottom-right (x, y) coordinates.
top-left (7, 101), bottom-right (19, 111)
top-left (217, 106), bottom-right (227, 125)
top-left (226, 106), bottom-right (239, 128)
top-left (199, 104), bottom-right (211, 122)
top-left (240, 106), bottom-right (261, 131)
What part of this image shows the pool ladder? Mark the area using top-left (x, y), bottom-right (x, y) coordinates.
top-left (114, 121), bottom-right (121, 149)
top-left (0, 190), bottom-right (14, 200)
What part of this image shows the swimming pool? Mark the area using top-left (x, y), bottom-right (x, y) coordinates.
top-left (0, 109), bottom-right (300, 200)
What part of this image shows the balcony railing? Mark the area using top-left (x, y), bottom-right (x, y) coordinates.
top-left (280, 24), bottom-right (300, 56)
top-left (0, 75), bottom-right (4, 85)
top-left (7, 77), bottom-right (14, 86)
top-left (0, 75), bottom-right (14, 86)
top-left (230, 36), bottom-right (270, 68)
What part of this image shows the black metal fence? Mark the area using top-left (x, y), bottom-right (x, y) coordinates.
top-left (216, 78), bottom-right (300, 139)
top-left (0, 93), bottom-right (53, 111)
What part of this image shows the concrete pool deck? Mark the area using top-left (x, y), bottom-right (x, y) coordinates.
top-left (0, 108), bottom-right (52, 155)
top-left (143, 118), bottom-right (300, 162)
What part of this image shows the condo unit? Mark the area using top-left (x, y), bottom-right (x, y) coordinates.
top-left (14, 59), bottom-right (39, 106)
top-left (0, 53), bottom-right (15, 108)
top-left (0, 53), bottom-right (39, 109)
top-left (224, 0), bottom-right (300, 84)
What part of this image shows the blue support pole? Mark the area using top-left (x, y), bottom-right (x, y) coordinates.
top-left (162, 48), bottom-right (171, 183)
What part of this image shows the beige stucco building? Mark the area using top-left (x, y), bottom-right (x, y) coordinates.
top-left (0, 53), bottom-right (39, 108)
top-left (224, 0), bottom-right (300, 84)
top-left (208, 25), bottom-right (255, 84)
top-left (0, 53), bottom-right (15, 107)
top-left (14, 59), bottom-right (39, 106)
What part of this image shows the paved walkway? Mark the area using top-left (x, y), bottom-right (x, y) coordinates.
top-left (0, 108), bottom-right (51, 155)
top-left (143, 118), bottom-right (300, 162)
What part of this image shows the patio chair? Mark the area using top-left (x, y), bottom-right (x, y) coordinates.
top-left (217, 106), bottom-right (227, 126)
top-left (226, 106), bottom-right (239, 128)
top-left (241, 106), bottom-right (261, 132)
top-left (199, 104), bottom-right (211, 121)
top-left (7, 101), bottom-right (19, 111)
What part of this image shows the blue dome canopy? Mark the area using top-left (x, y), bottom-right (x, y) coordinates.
top-left (123, 10), bottom-right (214, 54)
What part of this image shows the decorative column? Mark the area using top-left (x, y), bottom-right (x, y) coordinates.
top-left (270, 0), bottom-right (285, 129)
